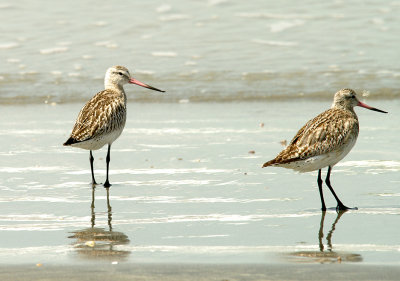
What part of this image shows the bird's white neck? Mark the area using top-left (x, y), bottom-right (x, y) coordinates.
top-left (105, 80), bottom-right (125, 91)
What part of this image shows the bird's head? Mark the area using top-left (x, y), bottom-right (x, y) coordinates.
top-left (105, 65), bottom-right (165, 92)
top-left (332, 88), bottom-right (387, 113)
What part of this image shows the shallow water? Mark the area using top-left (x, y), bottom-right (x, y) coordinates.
top-left (0, 101), bottom-right (398, 265)
top-left (0, 0), bottom-right (400, 103)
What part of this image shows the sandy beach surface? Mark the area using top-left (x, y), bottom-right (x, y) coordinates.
top-left (0, 101), bottom-right (399, 280)
top-left (1, 263), bottom-right (400, 281)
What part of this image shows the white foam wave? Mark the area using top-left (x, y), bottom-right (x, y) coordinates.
top-left (119, 180), bottom-right (213, 187)
top-left (68, 72), bottom-right (81, 77)
top-left (337, 160), bottom-right (400, 169)
top-left (252, 39), bottom-right (298, 47)
top-left (163, 234), bottom-right (229, 239)
top-left (0, 213), bottom-right (85, 222)
top-left (135, 69), bottom-right (155, 75)
top-left (235, 12), bottom-right (312, 20)
top-left (110, 196), bottom-right (295, 204)
top-left (116, 212), bottom-right (315, 225)
top-left (139, 144), bottom-right (182, 148)
top-left (66, 168), bottom-right (231, 175)
top-left (0, 129), bottom-right (65, 135)
top-left (94, 21), bottom-right (107, 26)
top-left (0, 196), bottom-right (81, 203)
top-left (185, 60), bottom-right (197, 66)
top-left (0, 42), bottom-right (19, 49)
top-left (0, 245), bottom-right (71, 256)
top-left (151, 51), bottom-right (178, 57)
top-left (156, 4), bottom-right (171, 13)
top-left (0, 223), bottom-right (84, 231)
top-left (19, 70), bottom-right (38, 75)
top-left (0, 166), bottom-right (67, 173)
top-left (51, 70), bottom-right (62, 75)
top-left (52, 181), bottom-right (88, 188)
top-left (159, 14), bottom-right (190, 21)
top-left (125, 244), bottom-right (400, 254)
top-left (270, 20), bottom-right (305, 33)
top-left (40, 47), bottom-right (69, 54)
top-left (356, 208), bottom-right (400, 215)
top-left (56, 41), bottom-right (72, 46)
top-left (0, 4), bottom-right (13, 9)
top-left (6, 58), bottom-right (21, 63)
top-left (94, 41), bottom-right (118, 48)
top-left (124, 127), bottom-right (268, 135)
top-left (0, 214), bottom-right (88, 231)
top-left (208, 0), bottom-right (228, 5)
top-left (375, 193), bottom-right (400, 197)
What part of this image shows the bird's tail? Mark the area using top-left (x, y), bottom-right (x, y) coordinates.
top-left (262, 159), bottom-right (277, 168)
top-left (63, 137), bottom-right (78, 146)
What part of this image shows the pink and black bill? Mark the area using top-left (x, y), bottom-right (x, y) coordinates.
top-left (129, 78), bottom-right (165, 93)
top-left (357, 101), bottom-right (387, 113)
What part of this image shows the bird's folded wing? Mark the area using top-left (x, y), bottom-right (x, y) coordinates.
top-left (70, 91), bottom-right (124, 142)
top-left (275, 109), bottom-right (359, 163)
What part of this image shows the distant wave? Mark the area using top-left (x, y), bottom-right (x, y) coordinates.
top-left (159, 14), bottom-right (190, 21)
top-left (0, 89), bottom-right (398, 105)
top-left (0, 71), bottom-right (399, 104)
top-left (151, 51), bottom-right (178, 57)
top-left (235, 12), bottom-right (314, 20)
top-left (40, 47), bottom-right (69, 54)
top-left (252, 39), bottom-right (298, 46)
top-left (0, 42), bottom-right (19, 49)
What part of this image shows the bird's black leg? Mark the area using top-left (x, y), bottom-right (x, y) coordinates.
top-left (318, 169), bottom-right (327, 211)
top-left (104, 144), bottom-right (112, 188)
top-left (325, 166), bottom-right (356, 211)
top-left (90, 150), bottom-right (97, 185)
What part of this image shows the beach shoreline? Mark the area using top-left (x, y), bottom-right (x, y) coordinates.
top-left (0, 102), bottom-right (399, 269)
top-left (1, 263), bottom-right (400, 281)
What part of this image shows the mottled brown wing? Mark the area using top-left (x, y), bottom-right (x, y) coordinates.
top-left (68, 90), bottom-right (125, 143)
top-left (264, 109), bottom-right (359, 166)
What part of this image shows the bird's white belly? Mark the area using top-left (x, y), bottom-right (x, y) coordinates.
top-left (71, 127), bottom-right (124, 150)
top-left (279, 137), bottom-right (357, 173)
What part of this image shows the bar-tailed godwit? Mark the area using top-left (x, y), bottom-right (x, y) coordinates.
top-left (263, 89), bottom-right (387, 211)
top-left (64, 65), bottom-right (164, 187)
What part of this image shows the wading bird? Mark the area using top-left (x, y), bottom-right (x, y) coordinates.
top-left (263, 89), bottom-right (387, 211)
top-left (64, 66), bottom-right (164, 187)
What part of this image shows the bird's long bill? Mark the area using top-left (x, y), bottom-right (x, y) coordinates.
top-left (357, 101), bottom-right (387, 113)
top-left (129, 78), bottom-right (165, 93)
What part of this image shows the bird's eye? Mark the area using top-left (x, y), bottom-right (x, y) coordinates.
top-left (118, 72), bottom-right (123, 76)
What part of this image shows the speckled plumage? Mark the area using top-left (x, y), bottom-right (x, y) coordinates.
top-left (262, 88), bottom-right (387, 211)
top-left (65, 88), bottom-right (127, 150)
top-left (64, 65), bottom-right (165, 187)
top-left (64, 66), bottom-right (129, 150)
top-left (264, 89), bottom-right (364, 172)
top-left (263, 107), bottom-right (359, 172)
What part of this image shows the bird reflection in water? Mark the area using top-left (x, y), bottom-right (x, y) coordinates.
top-left (68, 187), bottom-right (130, 261)
top-left (287, 211), bottom-right (362, 263)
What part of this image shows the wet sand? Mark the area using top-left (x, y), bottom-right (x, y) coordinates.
top-left (1, 263), bottom-right (400, 281)
top-left (0, 101), bottom-right (399, 278)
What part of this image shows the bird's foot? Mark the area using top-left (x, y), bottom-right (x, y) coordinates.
top-left (336, 204), bottom-right (358, 212)
top-left (91, 181), bottom-right (98, 187)
top-left (103, 180), bottom-right (112, 188)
